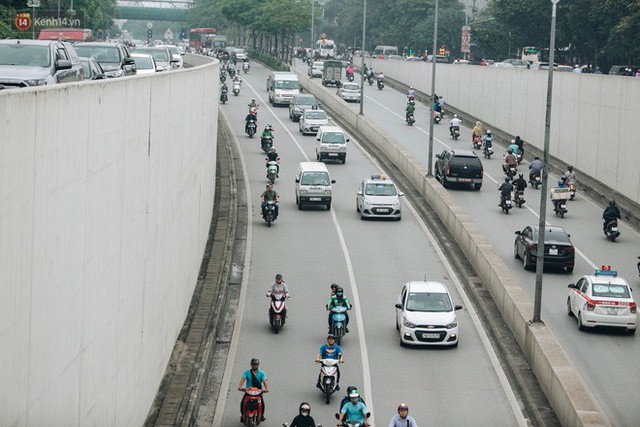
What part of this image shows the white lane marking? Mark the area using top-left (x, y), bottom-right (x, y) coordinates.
top-left (348, 131), bottom-right (528, 426)
top-left (364, 94), bottom-right (600, 270)
top-left (240, 79), bottom-right (377, 423)
top-left (212, 109), bottom-right (255, 427)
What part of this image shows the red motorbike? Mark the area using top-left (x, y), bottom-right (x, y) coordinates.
top-left (241, 387), bottom-right (265, 426)
top-left (267, 291), bottom-right (288, 333)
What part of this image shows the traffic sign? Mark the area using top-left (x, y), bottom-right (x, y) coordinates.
top-left (15, 13), bottom-right (31, 31)
top-left (147, 22), bottom-right (153, 29)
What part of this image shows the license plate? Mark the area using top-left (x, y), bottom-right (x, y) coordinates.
top-left (328, 153), bottom-right (338, 156)
top-left (549, 248), bottom-right (558, 255)
top-left (607, 307), bottom-right (619, 315)
top-left (611, 227), bottom-right (618, 232)
top-left (422, 333), bottom-right (439, 339)
top-left (459, 178), bottom-right (471, 182)
top-left (378, 208), bottom-right (391, 213)
top-left (309, 197), bottom-right (321, 201)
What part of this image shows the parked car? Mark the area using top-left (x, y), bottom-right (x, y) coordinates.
top-left (356, 175), bottom-right (403, 220)
top-left (78, 57), bottom-right (107, 80)
top-left (514, 225), bottom-right (575, 273)
top-left (299, 108), bottom-right (329, 135)
top-left (434, 149), bottom-right (484, 190)
top-left (131, 53), bottom-right (157, 75)
top-left (289, 93), bottom-right (319, 121)
top-left (337, 81), bottom-right (361, 102)
top-left (74, 42), bottom-right (136, 77)
top-left (0, 39), bottom-right (84, 88)
top-left (395, 281), bottom-right (463, 347)
top-left (132, 45), bottom-right (175, 71)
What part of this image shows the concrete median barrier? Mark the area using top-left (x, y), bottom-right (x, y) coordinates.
top-left (293, 67), bottom-right (610, 427)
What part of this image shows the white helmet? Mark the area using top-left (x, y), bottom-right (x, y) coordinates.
top-left (453, 114), bottom-right (458, 118)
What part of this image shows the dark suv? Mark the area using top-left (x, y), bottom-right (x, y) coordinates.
top-left (74, 42), bottom-right (136, 78)
top-left (0, 39), bottom-right (84, 88)
top-left (434, 149), bottom-right (484, 190)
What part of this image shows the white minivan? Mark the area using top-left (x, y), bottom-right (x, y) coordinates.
top-left (267, 71), bottom-right (300, 105)
top-left (316, 125), bottom-right (348, 163)
top-left (295, 162), bottom-right (335, 210)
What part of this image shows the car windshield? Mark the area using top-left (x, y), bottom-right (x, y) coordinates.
top-left (305, 111), bottom-right (327, 120)
top-left (275, 80), bottom-right (298, 89)
top-left (592, 283), bottom-right (631, 299)
top-left (133, 56), bottom-right (154, 69)
top-left (296, 97), bottom-right (317, 106)
top-left (0, 45), bottom-right (50, 67)
top-left (80, 61), bottom-right (91, 76)
top-left (342, 83), bottom-right (360, 91)
top-left (322, 132), bottom-right (345, 144)
top-left (535, 229), bottom-right (571, 243)
top-left (449, 156), bottom-right (480, 167)
top-left (313, 62), bottom-right (323, 67)
top-left (301, 172), bottom-right (330, 186)
top-left (365, 183), bottom-right (397, 196)
top-left (406, 292), bottom-right (452, 312)
top-left (75, 45), bottom-right (120, 63)
top-left (135, 48), bottom-right (169, 62)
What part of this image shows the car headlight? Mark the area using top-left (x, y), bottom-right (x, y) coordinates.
top-left (445, 319), bottom-right (458, 329)
top-left (324, 190), bottom-right (331, 195)
top-left (25, 79), bottom-right (47, 86)
top-left (300, 190), bottom-right (308, 195)
top-left (105, 69), bottom-right (124, 78)
top-left (403, 317), bottom-right (416, 328)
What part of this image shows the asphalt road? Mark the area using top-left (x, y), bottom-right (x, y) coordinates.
top-left (292, 60), bottom-right (640, 427)
top-left (205, 62), bottom-right (527, 426)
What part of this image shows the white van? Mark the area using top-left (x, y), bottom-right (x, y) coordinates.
top-left (316, 126), bottom-right (348, 164)
top-left (295, 162), bottom-right (335, 210)
top-left (267, 71), bottom-right (300, 105)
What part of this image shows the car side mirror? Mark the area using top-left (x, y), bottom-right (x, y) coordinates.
top-left (55, 59), bottom-right (72, 70)
top-left (356, 190), bottom-right (363, 196)
top-left (123, 57), bottom-right (135, 65)
top-left (395, 302), bottom-right (402, 309)
top-left (346, 138), bottom-right (350, 142)
top-left (455, 304), bottom-right (463, 310)
top-left (295, 178), bottom-right (300, 183)
top-left (96, 74), bottom-right (107, 80)
top-left (317, 138), bottom-right (320, 141)
top-left (331, 180), bottom-right (336, 184)
top-left (567, 283), bottom-right (576, 289)
top-left (435, 154), bottom-right (441, 159)
top-left (398, 192), bottom-right (405, 197)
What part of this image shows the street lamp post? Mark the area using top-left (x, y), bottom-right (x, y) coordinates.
top-left (427, 0), bottom-right (439, 176)
top-left (311, 0), bottom-right (315, 52)
top-left (533, 0), bottom-right (560, 324)
top-left (359, 0), bottom-right (367, 115)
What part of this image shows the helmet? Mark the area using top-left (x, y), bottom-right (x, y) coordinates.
top-left (534, 156), bottom-right (540, 160)
top-left (330, 283), bottom-right (339, 290)
top-left (568, 165), bottom-right (573, 171)
top-left (453, 114), bottom-right (458, 118)
top-left (519, 173), bottom-right (524, 178)
top-left (609, 200), bottom-right (616, 206)
top-left (299, 402), bottom-right (311, 415)
top-left (349, 390), bottom-right (360, 398)
top-left (505, 177), bottom-right (510, 182)
top-left (507, 149), bottom-right (513, 154)
top-left (346, 386), bottom-right (357, 395)
top-left (251, 98), bottom-right (255, 102)
top-left (409, 86), bottom-right (414, 90)
top-left (250, 358), bottom-right (260, 365)
top-left (398, 403), bottom-right (409, 411)
top-left (510, 139), bottom-right (515, 144)
top-left (270, 147), bottom-right (276, 152)
top-left (275, 273), bottom-right (282, 280)
top-left (327, 334), bottom-right (336, 340)
top-left (486, 130), bottom-right (492, 135)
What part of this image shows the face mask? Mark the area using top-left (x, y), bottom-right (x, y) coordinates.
top-left (301, 411), bottom-right (310, 416)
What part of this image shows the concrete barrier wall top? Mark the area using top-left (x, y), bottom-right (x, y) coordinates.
top-left (367, 58), bottom-right (640, 204)
top-left (0, 58), bottom-right (219, 425)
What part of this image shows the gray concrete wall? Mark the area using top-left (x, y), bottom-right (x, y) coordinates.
top-left (294, 68), bottom-right (610, 426)
top-left (0, 57), bottom-right (219, 426)
top-left (366, 58), bottom-right (640, 204)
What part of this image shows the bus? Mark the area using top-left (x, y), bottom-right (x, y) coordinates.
top-left (373, 45), bottom-right (398, 59)
top-left (189, 28), bottom-right (217, 50)
top-left (315, 37), bottom-right (335, 59)
top-left (38, 28), bottom-right (93, 42)
top-left (521, 46), bottom-right (539, 63)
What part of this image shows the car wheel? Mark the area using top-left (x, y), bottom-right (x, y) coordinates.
top-left (451, 341), bottom-right (459, 348)
top-left (523, 251), bottom-right (531, 270)
top-left (395, 318), bottom-right (399, 331)
top-left (474, 183), bottom-right (482, 191)
top-left (567, 297), bottom-right (573, 317)
top-left (577, 312), bottom-right (586, 331)
top-left (566, 265), bottom-right (574, 274)
top-left (356, 203), bottom-right (360, 213)
top-left (441, 176), bottom-right (450, 189)
top-left (399, 336), bottom-right (406, 347)
top-left (316, 152), bottom-right (320, 161)
top-left (628, 328), bottom-right (636, 335)
top-left (326, 202), bottom-right (331, 210)
top-left (513, 243), bottom-right (520, 259)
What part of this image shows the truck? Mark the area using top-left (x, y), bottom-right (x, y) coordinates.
top-left (322, 60), bottom-right (342, 87)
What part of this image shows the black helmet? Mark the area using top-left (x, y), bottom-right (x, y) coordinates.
top-left (519, 173), bottom-right (524, 178)
top-left (507, 149), bottom-right (513, 154)
top-left (330, 283), bottom-right (338, 290)
top-left (327, 334), bottom-right (336, 340)
top-left (609, 200), bottom-right (616, 206)
top-left (534, 156), bottom-right (540, 160)
top-left (250, 358), bottom-right (260, 365)
top-left (505, 177), bottom-right (510, 182)
top-left (568, 165), bottom-right (573, 171)
top-left (336, 287), bottom-right (344, 297)
top-left (275, 273), bottom-right (283, 280)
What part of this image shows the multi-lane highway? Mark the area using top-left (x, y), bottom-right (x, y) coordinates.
top-left (205, 62), bottom-right (529, 426)
top-left (289, 60), bottom-right (640, 427)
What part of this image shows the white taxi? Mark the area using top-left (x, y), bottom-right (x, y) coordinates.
top-left (567, 268), bottom-right (637, 334)
top-left (356, 175), bottom-right (403, 220)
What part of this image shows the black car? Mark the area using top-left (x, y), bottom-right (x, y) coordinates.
top-left (434, 149), bottom-right (484, 190)
top-left (78, 57), bottom-right (107, 80)
top-left (289, 93), bottom-right (319, 121)
top-left (514, 225), bottom-right (575, 273)
top-left (74, 42), bottom-right (136, 78)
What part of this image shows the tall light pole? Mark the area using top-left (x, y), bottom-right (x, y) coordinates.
top-left (359, 0), bottom-right (367, 115)
top-left (427, 0), bottom-right (438, 176)
top-left (311, 0), bottom-right (315, 52)
top-left (533, 0), bottom-right (560, 323)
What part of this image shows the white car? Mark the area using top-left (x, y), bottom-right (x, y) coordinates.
top-left (235, 48), bottom-right (248, 61)
top-left (356, 175), bottom-right (403, 220)
top-left (395, 281), bottom-right (462, 347)
top-left (131, 53), bottom-right (157, 75)
top-left (165, 45), bottom-right (183, 68)
top-left (308, 61), bottom-right (323, 78)
top-left (337, 82), bottom-right (361, 102)
top-left (299, 108), bottom-right (329, 135)
top-left (567, 268), bottom-right (637, 334)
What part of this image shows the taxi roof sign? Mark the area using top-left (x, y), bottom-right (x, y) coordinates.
top-left (595, 267), bottom-right (617, 277)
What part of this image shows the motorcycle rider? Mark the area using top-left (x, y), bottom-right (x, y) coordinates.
top-left (238, 358), bottom-right (269, 423)
top-left (529, 156), bottom-right (543, 182)
top-left (602, 200), bottom-right (621, 232)
top-left (482, 129), bottom-right (493, 151)
top-left (449, 114), bottom-right (462, 138)
top-left (346, 63), bottom-right (355, 79)
top-left (514, 135), bottom-right (525, 158)
top-left (327, 287), bottom-right (352, 333)
top-left (367, 68), bottom-right (374, 83)
top-left (472, 121), bottom-right (484, 143)
top-left (248, 98), bottom-right (259, 110)
top-left (563, 165), bottom-right (576, 187)
top-left (376, 72), bottom-right (385, 84)
top-left (288, 402), bottom-right (317, 427)
top-left (508, 140), bottom-right (520, 160)
top-left (338, 390), bottom-right (369, 426)
top-left (512, 173), bottom-right (528, 202)
top-left (261, 183), bottom-right (279, 219)
top-left (339, 386), bottom-right (366, 412)
top-left (245, 110), bottom-right (258, 134)
top-left (405, 100), bottom-right (416, 122)
top-left (262, 124), bottom-right (274, 139)
top-left (220, 82), bottom-right (228, 99)
top-left (267, 273), bottom-right (289, 298)
top-left (407, 86), bottom-right (416, 98)
top-left (233, 73), bottom-right (243, 86)
top-left (498, 177), bottom-right (514, 206)
top-left (316, 334), bottom-right (343, 390)
top-left (330, 283), bottom-right (339, 297)
top-left (388, 403), bottom-right (418, 427)
top-left (502, 149), bottom-right (518, 174)
top-left (266, 146), bottom-right (280, 176)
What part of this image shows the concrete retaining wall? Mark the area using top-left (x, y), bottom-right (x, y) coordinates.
top-left (0, 56), bottom-right (219, 426)
top-left (365, 58), bottom-right (640, 205)
top-left (294, 68), bottom-right (610, 426)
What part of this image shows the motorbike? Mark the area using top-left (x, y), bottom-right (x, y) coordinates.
top-left (483, 145), bottom-right (494, 159)
top-left (604, 218), bottom-right (621, 242)
top-left (568, 182), bottom-right (576, 200)
top-left (451, 125), bottom-right (460, 140)
top-left (228, 67), bottom-right (236, 78)
top-left (261, 136), bottom-right (273, 153)
top-left (347, 72), bottom-right (354, 82)
top-left (553, 200), bottom-right (568, 218)
top-left (367, 75), bottom-right (373, 85)
top-left (317, 358), bottom-right (340, 404)
top-left (335, 413), bottom-right (370, 427)
top-left (530, 174), bottom-right (541, 189)
top-left (500, 194), bottom-right (513, 214)
top-left (267, 290), bottom-right (287, 333)
top-left (329, 305), bottom-right (347, 343)
top-left (219, 73), bottom-right (226, 83)
top-left (376, 79), bottom-right (384, 90)
top-left (266, 160), bottom-right (279, 184)
top-left (220, 89), bottom-right (228, 104)
top-left (241, 387), bottom-right (265, 426)
top-left (433, 110), bottom-right (442, 124)
top-left (262, 200), bottom-right (277, 227)
top-left (516, 152), bottom-right (523, 164)
top-left (243, 62), bottom-right (250, 73)
top-left (233, 82), bottom-right (241, 96)
top-left (514, 190), bottom-right (525, 208)
top-left (246, 120), bottom-right (257, 138)
top-left (505, 165), bottom-right (517, 180)
top-left (473, 135), bottom-right (482, 150)
top-left (284, 424), bottom-right (321, 427)
top-left (249, 106), bottom-right (258, 118)
top-left (406, 113), bottom-right (415, 126)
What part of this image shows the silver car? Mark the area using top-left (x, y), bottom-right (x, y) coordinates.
top-left (299, 108), bottom-right (329, 135)
top-left (356, 175), bottom-right (403, 220)
top-left (337, 82), bottom-right (361, 102)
